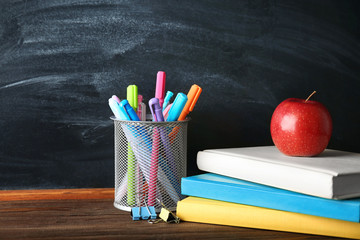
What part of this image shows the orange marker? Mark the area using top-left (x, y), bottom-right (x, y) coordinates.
top-left (178, 84), bottom-right (202, 121)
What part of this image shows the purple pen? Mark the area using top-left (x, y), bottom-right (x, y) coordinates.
top-left (148, 98), bottom-right (180, 197)
top-left (149, 98), bottom-right (164, 122)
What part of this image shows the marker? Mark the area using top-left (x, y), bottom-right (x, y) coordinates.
top-left (166, 93), bottom-right (187, 121)
top-left (126, 85), bottom-right (138, 206)
top-left (108, 98), bottom-right (122, 119)
top-left (127, 85), bottom-right (138, 112)
top-left (178, 84), bottom-right (202, 121)
top-left (155, 71), bottom-right (166, 108)
top-left (163, 103), bottom-right (172, 121)
top-left (112, 95), bottom-right (121, 104)
top-left (120, 99), bottom-right (140, 121)
top-left (137, 95), bottom-right (146, 121)
top-left (149, 98), bottom-right (164, 122)
top-left (162, 91), bottom-right (173, 111)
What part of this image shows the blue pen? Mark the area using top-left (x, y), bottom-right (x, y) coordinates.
top-left (166, 93), bottom-right (188, 121)
top-left (120, 99), bottom-right (140, 121)
top-left (162, 91), bottom-right (174, 111)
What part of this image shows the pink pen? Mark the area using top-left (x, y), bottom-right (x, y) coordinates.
top-left (112, 95), bottom-right (121, 104)
top-left (155, 71), bottom-right (166, 108)
top-left (163, 103), bottom-right (172, 121)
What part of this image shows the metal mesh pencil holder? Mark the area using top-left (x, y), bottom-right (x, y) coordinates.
top-left (112, 117), bottom-right (189, 212)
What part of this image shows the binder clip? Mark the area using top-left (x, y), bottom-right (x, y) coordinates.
top-left (148, 199), bottom-right (180, 224)
top-left (131, 206), bottom-right (141, 221)
top-left (141, 200), bottom-right (157, 220)
top-left (131, 199), bottom-right (157, 221)
top-left (131, 197), bottom-right (142, 221)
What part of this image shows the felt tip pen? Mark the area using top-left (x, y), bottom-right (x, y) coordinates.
top-left (108, 98), bottom-right (122, 119)
top-left (162, 91), bottom-right (173, 111)
top-left (127, 85), bottom-right (138, 112)
top-left (178, 84), bottom-right (202, 121)
top-left (120, 99), bottom-right (140, 121)
top-left (137, 95), bottom-right (146, 121)
top-left (112, 95), bottom-right (121, 104)
top-left (155, 71), bottom-right (166, 108)
top-left (149, 98), bottom-right (164, 122)
top-left (166, 92), bottom-right (187, 121)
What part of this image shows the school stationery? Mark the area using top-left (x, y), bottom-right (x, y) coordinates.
top-left (162, 91), bottom-right (173, 111)
top-left (112, 95), bottom-right (121, 104)
top-left (166, 93), bottom-right (187, 121)
top-left (182, 173), bottom-right (360, 222)
top-left (197, 146), bottom-right (360, 199)
top-left (163, 103), bottom-right (172, 120)
top-left (155, 71), bottom-right (166, 108)
top-left (137, 95), bottom-right (146, 121)
top-left (178, 84), bottom-right (202, 121)
top-left (119, 100), bottom-right (140, 121)
top-left (149, 98), bottom-right (164, 122)
top-left (177, 197), bottom-right (360, 240)
top-left (108, 98), bottom-right (122, 119)
top-left (149, 98), bottom-right (179, 195)
top-left (126, 85), bottom-right (138, 205)
top-left (127, 85), bottom-right (138, 111)
top-left (148, 98), bottom-right (162, 205)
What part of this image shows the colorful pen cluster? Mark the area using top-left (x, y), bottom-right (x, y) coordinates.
top-left (109, 71), bottom-right (202, 215)
top-left (108, 71), bottom-right (202, 122)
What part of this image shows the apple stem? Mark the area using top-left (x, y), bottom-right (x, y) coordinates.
top-left (305, 91), bottom-right (317, 102)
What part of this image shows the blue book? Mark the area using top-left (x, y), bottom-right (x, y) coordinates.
top-left (181, 173), bottom-right (360, 222)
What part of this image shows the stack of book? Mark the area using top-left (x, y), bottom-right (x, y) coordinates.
top-left (177, 146), bottom-right (360, 239)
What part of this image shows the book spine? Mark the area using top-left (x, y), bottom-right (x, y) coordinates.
top-left (181, 177), bottom-right (360, 222)
top-left (177, 197), bottom-right (360, 240)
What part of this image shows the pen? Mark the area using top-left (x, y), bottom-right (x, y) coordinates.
top-left (108, 98), bottom-right (122, 119)
top-left (166, 92), bottom-right (187, 122)
top-left (149, 98), bottom-right (165, 122)
top-left (137, 95), bottom-right (146, 121)
top-left (112, 95), bottom-right (121, 104)
top-left (162, 91), bottom-right (173, 111)
top-left (126, 85), bottom-right (139, 206)
top-left (155, 71), bottom-right (166, 108)
top-left (148, 98), bottom-right (163, 205)
top-left (149, 98), bottom-right (180, 198)
top-left (120, 99), bottom-right (140, 121)
top-left (178, 84), bottom-right (202, 121)
top-left (163, 103), bottom-right (172, 121)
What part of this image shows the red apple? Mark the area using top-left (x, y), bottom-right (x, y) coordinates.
top-left (270, 91), bottom-right (332, 157)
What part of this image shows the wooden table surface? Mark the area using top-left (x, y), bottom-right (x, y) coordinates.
top-left (0, 188), bottom-right (347, 240)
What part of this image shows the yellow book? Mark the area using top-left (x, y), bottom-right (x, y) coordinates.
top-left (177, 197), bottom-right (360, 239)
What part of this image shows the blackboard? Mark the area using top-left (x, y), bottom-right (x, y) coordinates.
top-left (1, 0), bottom-right (359, 189)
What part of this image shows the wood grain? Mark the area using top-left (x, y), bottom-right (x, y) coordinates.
top-left (0, 189), bottom-right (348, 240)
top-left (0, 188), bottom-right (114, 201)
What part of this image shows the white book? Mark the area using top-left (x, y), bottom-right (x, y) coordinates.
top-left (197, 146), bottom-right (360, 199)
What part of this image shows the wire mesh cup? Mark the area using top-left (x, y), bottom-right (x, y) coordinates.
top-left (112, 117), bottom-right (189, 212)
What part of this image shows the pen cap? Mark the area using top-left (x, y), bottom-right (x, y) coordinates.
top-left (112, 95), bottom-right (121, 104)
top-left (116, 100), bottom-right (131, 120)
top-left (108, 98), bottom-right (122, 119)
top-left (120, 99), bottom-right (140, 121)
top-left (127, 85), bottom-right (138, 111)
top-left (155, 71), bottom-right (166, 107)
top-left (167, 92), bottom-right (188, 122)
top-left (149, 98), bottom-right (164, 122)
top-left (178, 84), bottom-right (202, 121)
